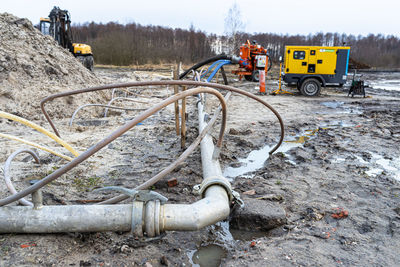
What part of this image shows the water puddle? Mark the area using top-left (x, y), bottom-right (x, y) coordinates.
top-left (366, 153), bottom-right (400, 181)
top-left (335, 152), bottom-right (400, 181)
top-left (188, 244), bottom-right (226, 267)
top-left (317, 101), bottom-right (363, 115)
top-left (223, 121), bottom-right (357, 179)
top-left (223, 141), bottom-right (302, 179)
top-left (369, 79), bottom-right (400, 91)
top-left (223, 128), bottom-right (322, 179)
top-left (321, 101), bottom-right (344, 109)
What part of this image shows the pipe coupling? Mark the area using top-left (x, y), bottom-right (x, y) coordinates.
top-left (193, 176), bottom-right (233, 201)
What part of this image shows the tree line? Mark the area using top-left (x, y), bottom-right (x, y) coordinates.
top-left (72, 22), bottom-right (214, 65)
top-left (72, 22), bottom-right (400, 68)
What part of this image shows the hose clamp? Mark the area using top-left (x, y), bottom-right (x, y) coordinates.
top-left (193, 175), bottom-right (234, 201)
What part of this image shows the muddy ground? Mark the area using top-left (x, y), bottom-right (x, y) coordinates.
top-left (0, 68), bottom-right (399, 266)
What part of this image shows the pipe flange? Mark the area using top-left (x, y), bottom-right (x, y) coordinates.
top-left (193, 175), bottom-right (233, 201)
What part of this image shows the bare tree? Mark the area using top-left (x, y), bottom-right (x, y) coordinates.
top-left (224, 2), bottom-right (245, 54)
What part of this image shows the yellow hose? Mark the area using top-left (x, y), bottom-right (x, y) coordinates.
top-left (0, 133), bottom-right (73, 161)
top-left (0, 111), bottom-right (79, 157)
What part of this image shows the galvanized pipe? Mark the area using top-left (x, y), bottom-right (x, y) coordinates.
top-left (161, 185), bottom-right (229, 232)
top-left (0, 204), bottom-right (132, 233)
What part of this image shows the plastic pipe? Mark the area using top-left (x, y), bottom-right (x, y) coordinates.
top-left (0, 111), bottom-right (79, 157)
top-left (3, 149), bottom-right (40, 206)
top-left (0, 133), bottom-right (73, 161)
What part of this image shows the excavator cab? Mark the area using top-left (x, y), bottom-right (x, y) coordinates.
top-left (39, 7), bottom-right (94, 71)
top-left (39, 18), bottom-right (51, 35)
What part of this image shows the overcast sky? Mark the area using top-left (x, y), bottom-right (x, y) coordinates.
top-left (1, 0), bottom-right (399, 37)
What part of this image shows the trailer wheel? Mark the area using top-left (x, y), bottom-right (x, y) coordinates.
top-left (300, 78), bottom-right (321, 96)
top-left (252, 71), bottom-right (260, 82)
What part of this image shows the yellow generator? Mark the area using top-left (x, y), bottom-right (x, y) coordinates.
top-left (283, 46), bottom-right (350, 96)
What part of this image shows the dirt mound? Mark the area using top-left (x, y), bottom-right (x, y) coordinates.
top-left (0, 13), bottom-right (105, 119)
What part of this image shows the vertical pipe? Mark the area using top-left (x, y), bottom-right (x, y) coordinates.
top-left (197, 95), bottom-right (223, 178)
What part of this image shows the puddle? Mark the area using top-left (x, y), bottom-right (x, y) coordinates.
top-left (366, 153), bottom-right (400, 181)
top-left (223, 141), bottom-right (302, 179)
top-left (338, 152), bottom-right (400, 181)
top-left (188, 244), bottom-right (226, 267)
top-left (317, 101), bottom-right (363, 115)
top-left (223, 128), bottom-right (324, 179)
top-left (368, 79), bottom-right (400, 91)
top-left (321, 101), bottom-right (344, 109)
top-left (223, 121), bottom-right (358, 179)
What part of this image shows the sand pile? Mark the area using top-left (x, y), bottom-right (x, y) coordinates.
top-left (0, 13), bottom-right (105, 119)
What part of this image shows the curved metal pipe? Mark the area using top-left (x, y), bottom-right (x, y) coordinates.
top-left (69, 104), bottom-right (145, 127)
top-left (104, 97), bottom-right (148, 118)
top-left (3, 149), bottom-right (40, 206)
top-left (1, 88), bottom-right (227, 207)
top-left (40, 80), bottom-right (284, 154)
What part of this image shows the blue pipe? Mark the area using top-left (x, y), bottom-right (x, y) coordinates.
top-left (200, 60), bottom-right (232, 83)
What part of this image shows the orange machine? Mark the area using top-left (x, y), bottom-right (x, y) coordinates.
top-left (232, 40), bottom-right (270, 82)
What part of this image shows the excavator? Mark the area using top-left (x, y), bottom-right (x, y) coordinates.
top-left (39, 6), bottom-right (94, 71)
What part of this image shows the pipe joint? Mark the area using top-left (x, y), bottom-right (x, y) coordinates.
top-left (143, 200), bottom-right (163, 237)
top-left (193, 175), bottom-right (232, 201)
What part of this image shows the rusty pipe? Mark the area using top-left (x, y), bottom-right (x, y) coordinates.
top-left (40, 80), bottom-right (284, 154)
top-left (0, 88), bottom-right (227, 207)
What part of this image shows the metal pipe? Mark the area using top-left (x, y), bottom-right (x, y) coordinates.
top-left (69, 103), bottom-right (145, 127)
top-left (0, 88), bottom-right (226, 207)
top-left (161, 185), bottom-right (229, 232)
top-left (40, 81), bottom-right (284, 155)
top-left (0, 204), bottom-right (132, 233)
top-left (103, 97), bottom-right (148, 117)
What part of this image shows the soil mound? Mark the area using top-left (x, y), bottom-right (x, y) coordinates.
top-left (0, 13), bottom-right (104, 119)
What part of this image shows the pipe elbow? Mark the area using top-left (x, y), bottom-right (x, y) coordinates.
top-left (161, 185), bottom-right (230, 232)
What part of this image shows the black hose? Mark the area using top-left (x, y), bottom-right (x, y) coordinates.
top-left (267, 56), bottom-right (273, 71)
top-left (179, 54), bottom-right (231, 79)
